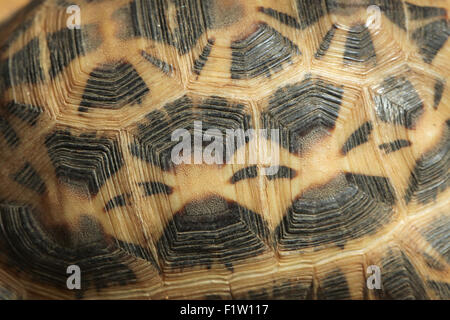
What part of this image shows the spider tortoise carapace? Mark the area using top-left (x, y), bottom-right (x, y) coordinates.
top-left (0, 0), bottom-right (448, 300)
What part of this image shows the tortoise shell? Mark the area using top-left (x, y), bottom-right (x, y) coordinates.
top-left (0, 0), bottom-right (448, 300)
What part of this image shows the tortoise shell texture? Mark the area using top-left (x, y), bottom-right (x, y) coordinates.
top-left (0, 0), bottom-right (448, 299)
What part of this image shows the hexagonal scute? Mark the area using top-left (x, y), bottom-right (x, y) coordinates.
top-left (123, 93), bottom-right (277, 272)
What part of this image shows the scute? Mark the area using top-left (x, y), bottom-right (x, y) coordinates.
top-left (0, 0), bottom-right (448, 300)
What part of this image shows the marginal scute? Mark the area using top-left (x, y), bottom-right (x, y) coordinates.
top-left (0, 207), bottom-right (139, 298)
top-left (0, 285), bottom-right (22, 300)
top-left (258, 7), bottom-right (301, 29)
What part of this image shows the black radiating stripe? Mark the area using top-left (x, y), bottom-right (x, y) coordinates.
top-left (375, 0), bottom-right (406, 30)
top-left (317, 268), bottom-right (351, 300)
top-left (266, 166), bottom-right (297, 180)
top-left (0, 208), bottom-right (138, 299)
top-left (230, 166), bottom-right (258, 184)
top-left (0, 116), bottom-right (20, 148)
top-left (378, 139), bottom-right (411, 154)
top-left (412, 19), bottom-right (449, 64)
top-left (296, 0), bottom-right (326, 29)
top-left (406, 2), bottom-right (447, 20)
top-left (141, 51), bottom-right (174, 74)
top-left (315, 25), bottom-right (337, 59)
top-left (192, 38), bottom-right (215, 75)
top-left (12, 162), bottom-right (46, 195)
top-left (139, 182), bottom-right (173, 196)
top-left (341, 122), bottom-right (373, 155)
top-left (433, 79), bottom-right (445, 109)
top-left (405, 121), bottom-right (449, 204)
top-left (104, 194), bottom-right (130, 212)
top-left (6, 101), bottom-right (43, 126)
top-left (422, 252), bottom-right (446, 271)
top-left (258, 7), bottom-right (301, 29)
top-left (343, 24), bottom-right (376, 65)
top-left (347, 173), bottom-right (396, 205)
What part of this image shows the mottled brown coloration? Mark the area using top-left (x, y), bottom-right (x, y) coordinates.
top-left (0, 0), bottom-right (448, 300)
